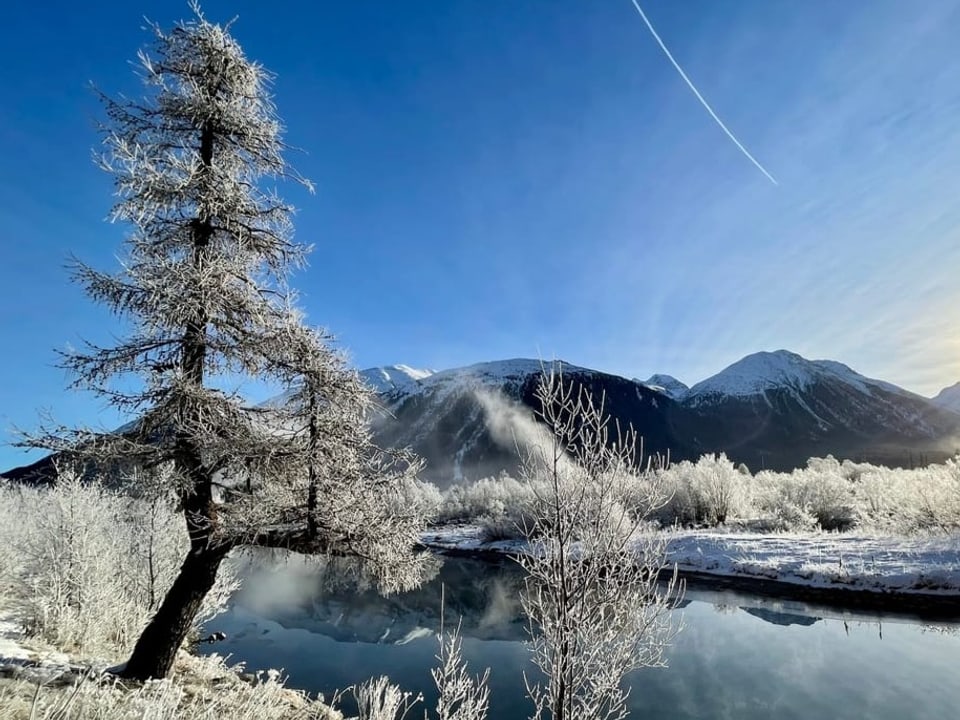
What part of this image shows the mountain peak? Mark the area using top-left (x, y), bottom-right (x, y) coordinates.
top-left (427, 358), bottom-right (584, 383)
top-left (360, 364), bottom-right (434, 394)
top-left (932, 382), bottom-right (960, 414)
top-left (687, 350), bottom-right (817, 399)
top-left (686, 350), bottom-right (911, 403)
top-left (641, 374), bottom-right (689, 400)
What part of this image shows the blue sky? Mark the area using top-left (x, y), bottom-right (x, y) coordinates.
top-left (3, 0), bottom-right (960, 469)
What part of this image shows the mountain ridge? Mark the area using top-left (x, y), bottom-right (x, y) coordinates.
top-left (5, 351), bottom-right (959, 484)
top-left (931, 382), bottom-right (960, 414)
top-left (357, 350), bottom-right (960, 482)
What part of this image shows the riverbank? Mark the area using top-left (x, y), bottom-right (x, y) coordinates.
top-left (421, 525), bottom-right (960, 618)
top-left (0, 609), bottom-right (344, 720)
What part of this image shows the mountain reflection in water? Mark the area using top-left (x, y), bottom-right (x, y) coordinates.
top-left (204, 552), bottom-right (960, 720)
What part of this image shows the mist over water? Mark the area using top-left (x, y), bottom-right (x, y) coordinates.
top-left (206, 554), bottom-right (960, 720)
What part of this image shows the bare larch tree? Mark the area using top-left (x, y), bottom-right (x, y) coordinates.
top-left (23, 7), bottom-right (428, 680)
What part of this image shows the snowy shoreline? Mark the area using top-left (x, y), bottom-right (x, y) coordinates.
top-left (421, 525), bottom-right (960, 618)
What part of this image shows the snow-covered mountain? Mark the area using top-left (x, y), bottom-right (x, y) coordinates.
top-left (678, 350), bottom-right (958, 469)
top-left (931, 382), bottom-right (960, 414)
top-left (685, 350), bottom-right (913, 404)
top-left (364, 351), bottom-right (960, 480)
top-left (6, 351), bottom-right (959, 484)
top-left (366, 359), bottom-right (692, 486)
top-left (360, 364), bottom-right (434, 394)
top-left (641, 374), bottom-right (689, 400)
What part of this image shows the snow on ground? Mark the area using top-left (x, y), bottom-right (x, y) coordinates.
top-left (0, 620), bottom-right (31, 663)
top-left (0, 613), bottom-right (87, 686)
top-left (665, 530), bottom-right (960, 595)
top-left (422, 525), bottom-right (960, 597)
top-left (0, 611), bottom-right (345, 718)
top-left (423, 524), bottom-right (525, 555)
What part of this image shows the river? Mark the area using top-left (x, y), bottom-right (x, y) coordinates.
top-left (202, 553), bottom-right (960, 719)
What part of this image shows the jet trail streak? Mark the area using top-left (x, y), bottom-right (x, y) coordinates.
top-left (629, 0), bottom-right (779, 186)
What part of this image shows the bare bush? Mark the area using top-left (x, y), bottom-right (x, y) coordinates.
top-left (518, 368), bottom-right (683, 720)
top-left (344, 621), bottom-right (488, 720)
top-left (0, 468), bottom-right (236, 659)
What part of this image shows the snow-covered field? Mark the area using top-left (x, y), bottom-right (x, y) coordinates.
top-left (422, 525), bottom-right (960, 597)
top-left (666, 531), bottom-right (960, 595)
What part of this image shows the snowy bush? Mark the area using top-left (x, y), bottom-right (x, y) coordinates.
top-left (852, 470), bottom-right (896, 526)
top-left (911, 459), bottom-right (960, 531)
top-left (796, 457), bottom-right (857, 531)
top-left (0, 467), bottom-right (238, 658)
top-left (435, 474), bottom-right (535, 523)
top-left (421, 450), bottom-right (960, 536)
top-left (737, 454), bottom-right (960, 533)
top-left (690, 453), bottom-right (745, 525)
top-left (477, 514), bottom-right (527, 543)
top-left (650, 454), bottom-right (746, 527)
top-left (387, 477), bottom-right (443, 522)
top-left (649, 463), bottom-right (699, 526)
top-left (344, 623), bottom-right (489, 720)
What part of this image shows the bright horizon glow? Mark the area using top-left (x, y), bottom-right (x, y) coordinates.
top-left (3, 0), bottom-right (960, 469)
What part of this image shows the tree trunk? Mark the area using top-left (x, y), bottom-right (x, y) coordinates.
top-left (119, 118), bottom-right (226, 682)
top-left (119, 545), bottom-right (228, 680)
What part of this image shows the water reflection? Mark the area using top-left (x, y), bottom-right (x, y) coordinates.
top-left (740, 607), bottom-right (820, 627)
top-left (205, 553), bottom-right (960, 720)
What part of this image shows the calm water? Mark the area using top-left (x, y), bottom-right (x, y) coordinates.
top-left (203, 554), bottom-right (960, 719)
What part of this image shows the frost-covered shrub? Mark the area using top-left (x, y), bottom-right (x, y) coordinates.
top-left (478, 514), bottom-right (527, 543)
top-left (650, 454), bottom-right (745, 527)
top-left (851, 469), bottom-right (912, 531)
top-left (839, 458), bottom-right (875, 483)
top-left (800, 457), bottom-right (857, 531)
top-left (693, 454), bottom-right (745, 525)
top-left (388, 478), bottom-right (443, 522)
top-left (741, 458), bottom-right (854, 531)
top-left (346, 624), bottom-right (489, 720)
top-left (427, 451), bottom-right (960, 536)
top-left (735, 455), bottom-right (960, 533)
top-left (650, 462), bottom-right (699, 526)
top-left (436, 474), bottom-right (539, 524)
top-left (748, 471), bottom-right (818, 532)
top-left (911, 459), bottom-right (960, 531)
top-left (0, 467), bottom-right (238, 658)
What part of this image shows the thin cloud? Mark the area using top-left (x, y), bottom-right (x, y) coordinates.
top-left (629, 0), bottom-right (779, 186)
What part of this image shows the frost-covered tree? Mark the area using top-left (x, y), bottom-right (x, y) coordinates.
top-left (518, 369), bottom-right (683, 720)
top-left (22, 7), bottom-right (428, 680)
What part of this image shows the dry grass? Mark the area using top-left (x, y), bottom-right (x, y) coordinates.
top-left (0, 652), bottom-right (343, 720)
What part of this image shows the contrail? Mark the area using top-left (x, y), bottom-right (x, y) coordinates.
top-left (629, 0), bottom-right (778, 186)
